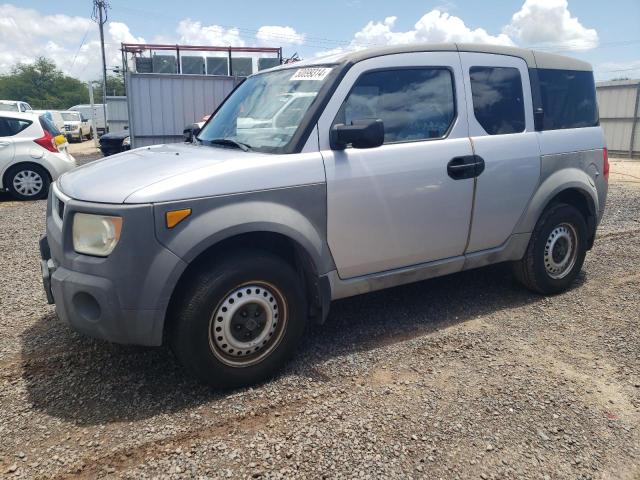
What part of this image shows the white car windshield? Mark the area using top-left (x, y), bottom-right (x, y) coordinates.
top-left (198, 66), bottom-right (334, 153)
top-left (0, 103), bottom-right (19, 112)
top-left (61, 112), bottom-right (80, 121)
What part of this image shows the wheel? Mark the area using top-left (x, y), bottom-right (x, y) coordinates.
top-left (513, 203), bottom-right (588, 294)
top-left (6, 164), bottom-right (50, 200)
top-left (170, 249), bottom-right (307, 388)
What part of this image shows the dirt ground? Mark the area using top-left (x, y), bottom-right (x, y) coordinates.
top-left (0, 160), bottom-right (638, 479)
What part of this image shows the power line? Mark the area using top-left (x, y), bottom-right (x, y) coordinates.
top-left (69, 26), bottom-right (92, 73)
top-left (103, 1), bottom-right (640, 57)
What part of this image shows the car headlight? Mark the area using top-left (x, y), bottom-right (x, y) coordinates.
top-left (72, 213), bottom-right (123, 256)
top-left (122, 136), bottom-right (130, 147)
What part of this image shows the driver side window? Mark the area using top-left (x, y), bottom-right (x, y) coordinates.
top-left (332, 67), bottom-right (456, 144)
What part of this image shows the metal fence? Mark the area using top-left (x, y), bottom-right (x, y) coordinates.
top-left (596, 79), bottom-right (640, 158)
top-left (126, 73), bottom-right (239, 148)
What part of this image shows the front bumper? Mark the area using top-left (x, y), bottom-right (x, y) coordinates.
top-left (41, 186), bottom-right (187, 346)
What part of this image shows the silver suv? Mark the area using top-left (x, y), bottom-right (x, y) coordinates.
top-left (40, 44), bottom-right (608, 387)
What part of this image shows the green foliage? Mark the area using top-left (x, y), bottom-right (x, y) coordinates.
top-left (0, 57), bottom-right (89, 109)
top-left (93, 75), bottom-right (125, 99)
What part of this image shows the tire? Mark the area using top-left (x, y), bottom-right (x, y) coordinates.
top-left (6, 164), bottom-right (50, 201)
top-left (170, 249), bottom-right (307, 388)
top-left (513, 203), bottom-right (588, 295)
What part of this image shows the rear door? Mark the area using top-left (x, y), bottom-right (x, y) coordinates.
top-left (0, 117), bottom-right (19, 173)
top-left (318, 52), bottom-right (476, 278)
top-left (459, 53), bottom-right (540, 252)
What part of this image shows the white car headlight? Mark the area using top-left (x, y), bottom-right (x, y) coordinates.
top-left (122, 136), bottom-right (130, 147)
top-left (72, 213), bottom-right (123, 256)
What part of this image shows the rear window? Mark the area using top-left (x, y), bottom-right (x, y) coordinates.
top-left (469, 66), bottom-right (525, 135)
top-left (39, 115), bottom-right (61, 136)
top-left (0, 117), bottom-right (32, 137)
top-left (537, 69), bottom-right (598, 130)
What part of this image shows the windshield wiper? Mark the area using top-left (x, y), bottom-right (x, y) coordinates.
top-left (207, 138), bottom-right (251, 152)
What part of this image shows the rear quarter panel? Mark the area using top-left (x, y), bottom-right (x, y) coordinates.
top-left (515, 126), bottom-right (607, 233)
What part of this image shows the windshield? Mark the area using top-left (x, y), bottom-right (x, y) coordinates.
top-left (61, 112), bottom-right (80, 121)
top-left (198, 66), bottom-right (334, 153)
top-left (0, 103), bottom-right (19, 112)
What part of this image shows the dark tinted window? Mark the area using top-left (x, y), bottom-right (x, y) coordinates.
top-left (470, 66), bottom-right (525, 135)
top-left (0, 117), bottom-right (32, 137)
top-left (333, 68), bottom-right (456, 143)
top-left (537, 69), bottom-right (598, 130)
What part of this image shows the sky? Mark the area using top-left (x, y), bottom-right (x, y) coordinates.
top-left (1, 0), bottom-right (639, 82)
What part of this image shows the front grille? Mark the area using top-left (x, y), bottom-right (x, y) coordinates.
top-left (64, 125), bottom-right (71, 131)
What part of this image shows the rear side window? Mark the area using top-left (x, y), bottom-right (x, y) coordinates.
top-left (537, 69), bottom-right (598, 130)
top-left (0, 118), bottom-right (32, 137)
top-left (469, 66), bottom-right (525, 135)
top-left (39, 115), bottom-right (60, 136)
top-left (333, 68), bottom-right (456, 143)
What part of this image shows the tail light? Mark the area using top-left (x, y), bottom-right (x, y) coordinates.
top-left (34, 129), bottom-right (59, 153)
top-left (603, 147), bottom-right (609, 181)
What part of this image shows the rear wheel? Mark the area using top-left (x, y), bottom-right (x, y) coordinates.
top-left (513, 203), bottom-right (588, 294)
top-left (6, 164), bottom-right (50, 200)
top-left (170, 250), bottom-right (307, 388)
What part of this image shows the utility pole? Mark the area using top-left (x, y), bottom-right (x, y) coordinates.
top-left (92, 0), bottom-right (109, 134)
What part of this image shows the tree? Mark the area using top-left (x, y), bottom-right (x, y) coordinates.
top-left (0, 57), bottom-right (88, 109)
top-left (92, 75), bottom-right (125, 99)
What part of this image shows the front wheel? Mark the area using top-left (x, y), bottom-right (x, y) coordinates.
top-left (170, 250), bottom-right (307, 388)
top-left (513, 203), bottom-right (588, 294)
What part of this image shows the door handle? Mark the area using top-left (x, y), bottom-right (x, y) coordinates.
top-left (0, 141), bottom-right (10, 148)
top-left (447, 155), bottom-right (485, 180)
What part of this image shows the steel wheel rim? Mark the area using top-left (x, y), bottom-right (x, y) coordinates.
top-left (13, 170), bottom-right (43, 197)
top-left (544, 222), bottom-right (578, 280)
top-left (209, 281), bottom-right (287, 367)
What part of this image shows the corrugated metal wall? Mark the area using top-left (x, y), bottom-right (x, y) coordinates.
top-left (106, 96), bottom-right (129, 133)
top-left (596, 80), bottom-right (640, 158)
top-left (126, 73), bottom-right (238, 148)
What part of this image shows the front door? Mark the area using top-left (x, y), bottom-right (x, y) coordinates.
top-left (317, 52), bottom-right (476, 279)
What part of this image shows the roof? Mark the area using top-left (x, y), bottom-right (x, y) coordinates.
top-left (294, 43), bottom-right (592, 71)
top-left (596, 79), bottom-right (640, 88)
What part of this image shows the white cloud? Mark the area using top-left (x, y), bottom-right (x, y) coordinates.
top-left (0, 1), bottom-right (603, 82)
top-left (0, 4), bottom-right (144, 81)
top-left (355, 12), bottom-right (514, 47)
top-left (316, 10), bottom-right (513, 57)
top-left (176, 19), bottom-right (245, 47)
top-left (504, 0), bottom-right (598, 50)
top-left (256, 26), bottom-right (305, 46)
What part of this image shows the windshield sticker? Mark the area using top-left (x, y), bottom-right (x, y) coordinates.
top-left (290, 67), bottom-right (332, 81)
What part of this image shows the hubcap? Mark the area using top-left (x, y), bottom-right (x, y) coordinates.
top-left (544, 223), bottom-right (578, 279)
top-left (13, 170), bottom-right (43, 197)
top-left (209, 282), bottom-right (286, 367)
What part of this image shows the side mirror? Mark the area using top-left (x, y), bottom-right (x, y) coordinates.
top-left (330, 119), bottom-right (384, 150)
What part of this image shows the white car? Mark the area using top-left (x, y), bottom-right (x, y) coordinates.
top-left (0, 112), bottom-right (76, 200)
top-left (60, 110), bottom-right (91, 142)
top-left (0, 100), bottom-right (32, 113)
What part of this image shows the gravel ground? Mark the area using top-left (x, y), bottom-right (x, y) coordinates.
top-left (0, 160), bottom-right (639, 479)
